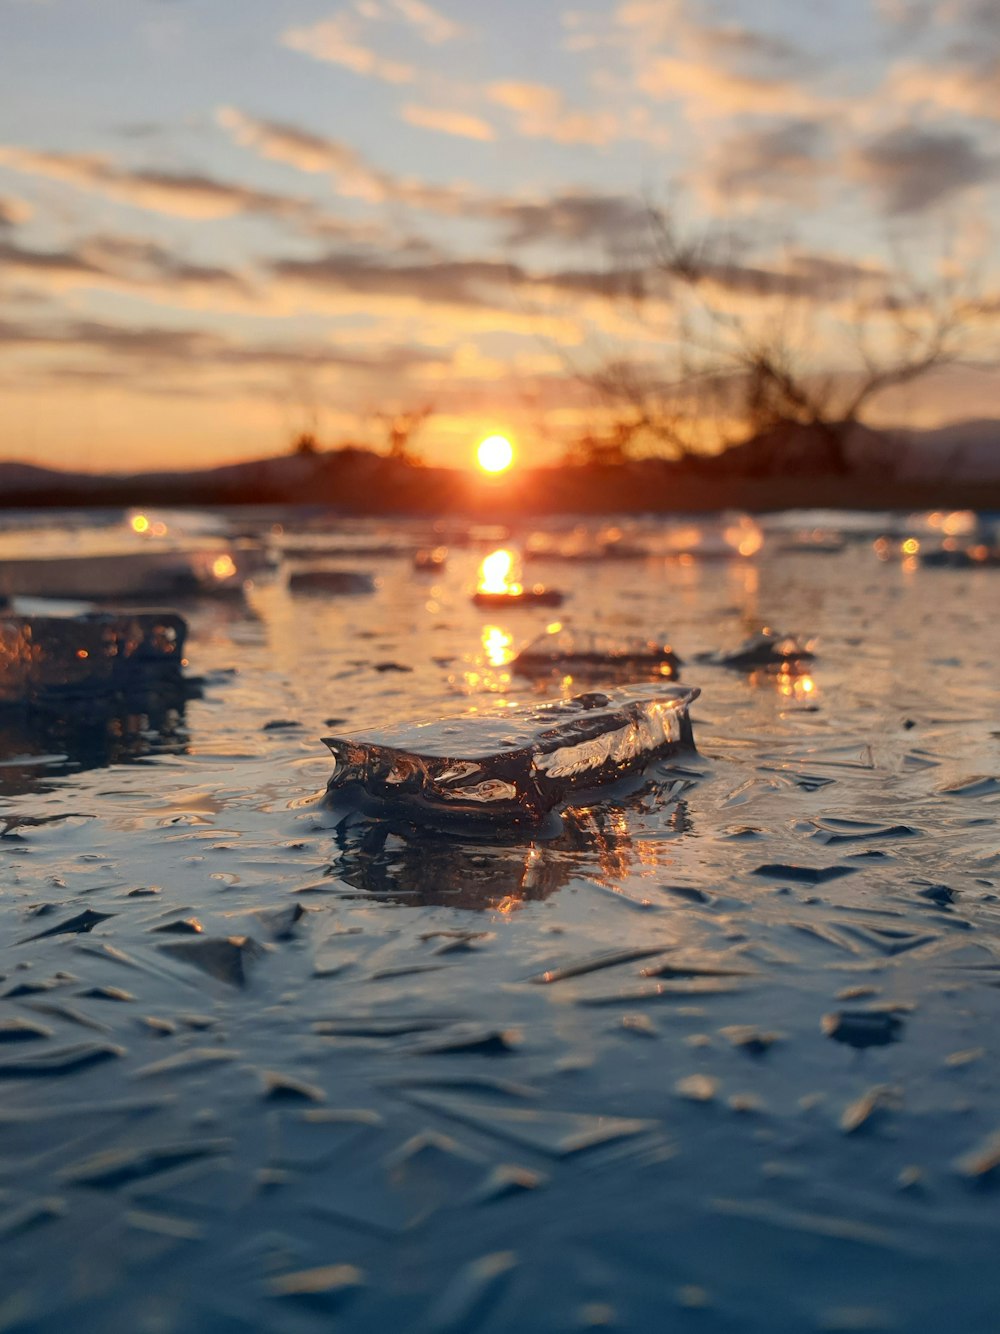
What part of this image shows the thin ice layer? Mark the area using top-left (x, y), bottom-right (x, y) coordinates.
top-left (323, 685), bottom-right (699, 826)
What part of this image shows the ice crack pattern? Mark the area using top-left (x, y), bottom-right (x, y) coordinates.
top-left (0, 509), bottom-right (999, 1333)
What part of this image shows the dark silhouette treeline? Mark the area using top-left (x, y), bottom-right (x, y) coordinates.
top-left (1, 430), bottom-right (997, 516)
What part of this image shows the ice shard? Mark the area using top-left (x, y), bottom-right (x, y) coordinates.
top-left (288, 569), bottom-right (376, 595)
top-left (323, 684), bottom-right (699, 828)
top-left (513, 628), bottom-right (682, 682)
top-left (473, 587), bottom-right (565, 609)
top-left (0, 611), bottom-right (189, 708)
top-left (472, 548), bottom-right (565, 609)
top-left (702, 630), bottom-right (815, 672)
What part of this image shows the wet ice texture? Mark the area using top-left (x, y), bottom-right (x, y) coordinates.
top-left (324, 686), bottom-right (698, 827)
top-left (2, 514), bottom-right (1000, 1333)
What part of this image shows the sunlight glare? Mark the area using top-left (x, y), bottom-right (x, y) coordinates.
top-left (476, 434), bottom-right (514, 474)
top-left (478, 548), bottom-right (522, 595)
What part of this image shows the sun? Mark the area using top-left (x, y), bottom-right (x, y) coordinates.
top-left (476, 434), bottom-right (514, 474)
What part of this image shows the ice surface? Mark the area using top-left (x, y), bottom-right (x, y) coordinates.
top-left (0, 611), bottom-right (189, 708)
top-left (324, 684), bottom-right (698, 827)
top-left (513, 628), bottom-right (682, 681)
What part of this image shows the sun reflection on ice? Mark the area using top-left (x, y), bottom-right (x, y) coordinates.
top-left (478, 549), bottom-right (522, 596)
top-left (482, 625), bottom-right (514, 667)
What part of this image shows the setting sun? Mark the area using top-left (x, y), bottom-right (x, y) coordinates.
top-left (476, 434), bottom-right (514, 474)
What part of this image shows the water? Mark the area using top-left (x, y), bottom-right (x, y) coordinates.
top-left (0, 511), bottom-right (998, 1333)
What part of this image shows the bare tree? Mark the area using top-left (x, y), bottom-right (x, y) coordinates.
top-left (577, 206), bottom-right (991, 474)
top-left (374, 404), bottom-right (434, 464)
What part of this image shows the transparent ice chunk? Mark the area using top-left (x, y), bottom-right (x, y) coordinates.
top-left (288, 569), bottom-right (376, 595)
top-left (513, 628), bottom-right (682, 682)
top-left (703, 630), bottom-right (815, 672)
top-left (324, 684), bottom-right (699, 828)
top-left (0, 611), bottom-right (188, 708)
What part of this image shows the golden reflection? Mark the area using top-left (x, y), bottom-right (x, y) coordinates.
top-left (482, 624), bottom-right (514, 667)
top-left (212, 554), bottom-right (238, 581)
top-left (478, 548), bottom-right (522, 596)
top-left (723, 518), bottom-right (764, 557)
top-left (926, 509), bottom-right (975, 537)
top-left (665, 524), bottom-right (703, 556)
top-left (901, 537), bottom-right (920, 556)
top-left (131, 514), bottom-right (150, 534)
top-left (775, 669), bottom-right (817, 701)
top-left (944, 511), bottom-right (975, 536)
top-left (459, 623), bottom-right (515, 693)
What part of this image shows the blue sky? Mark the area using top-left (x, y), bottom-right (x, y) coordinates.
top-left (1, 0), bottom-right (998, 471)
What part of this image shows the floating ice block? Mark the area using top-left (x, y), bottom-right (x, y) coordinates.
top-left (513, 628), bottom-right (682, 681)
top-left (0, 611), bottom-right (188, 708)
top-left (323, 685), bottom-right (699, 828)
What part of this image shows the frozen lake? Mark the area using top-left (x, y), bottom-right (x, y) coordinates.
top-left (0, 510), bottom-right (998, 1333)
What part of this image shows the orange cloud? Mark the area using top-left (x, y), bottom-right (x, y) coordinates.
top-left (401, 104), bottom-right (495, 141)
top-left (392, 0), bottom-right (462, 44)
top-left (890, 58), bottom-right (1000, 120)
top-left (487, 81), bottom-right (622, 145)
top-left (0, 146), bottom-right (312, 220)
top-left (282, 15), bottom-right (415, 82)
top-left (0, 195), bottom-right (32, 226)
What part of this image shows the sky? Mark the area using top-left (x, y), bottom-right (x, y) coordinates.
top-left (1, 0), bottom-right (999, 472)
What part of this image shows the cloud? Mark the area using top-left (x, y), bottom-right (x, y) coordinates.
top-left (0, 233), bottom-right (254, 311)
top-left (487, 81), bottom-right (624, 145)
top-left (0, 314), bottom-right (449, 379)
top-left (281, 14), bottom-right (415, 82)
top-left (636, 56), bottom-right (819, 117)
top-left (607, 1), bottom-right (829, 121)
top-left (401, 104), bottom-right (495, 141)
top-left (0, 145), bottom-right (316, 221)
top-left (0, 195), bottom-right (32, 227)
top-left (270, 251), bottom-right (522, 309)
top-left (890, 57), bottom-right (1000, 120)
top-left (218, 109), bottom-right (649, 245)
top-left (0, 237), bottom-right (103, 285)
top-left (391, 0), bottom-right (461, 44)
top-left (490, 191), bottom-right (651, 247)
top-left (216, 106), bottom-right (369, 175)
top-left (850, 125), bottom-right (997, 213)
top-left (217, 108), bottom-right (469, 213)
top-left (701, 119), bottom-right (832, 205)
top-left (0, 143), bottom-right (383, 244)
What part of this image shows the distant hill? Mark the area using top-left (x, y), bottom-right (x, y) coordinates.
top-left (0, 460), bottom-right (87, 492)
top-left (1, 422), bottom-right (998, 514)
top-left (897, 419), bottom-right (1000, 480)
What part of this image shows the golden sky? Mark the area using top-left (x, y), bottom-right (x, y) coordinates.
top-left (1, 0), bottom-right (998, 472)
